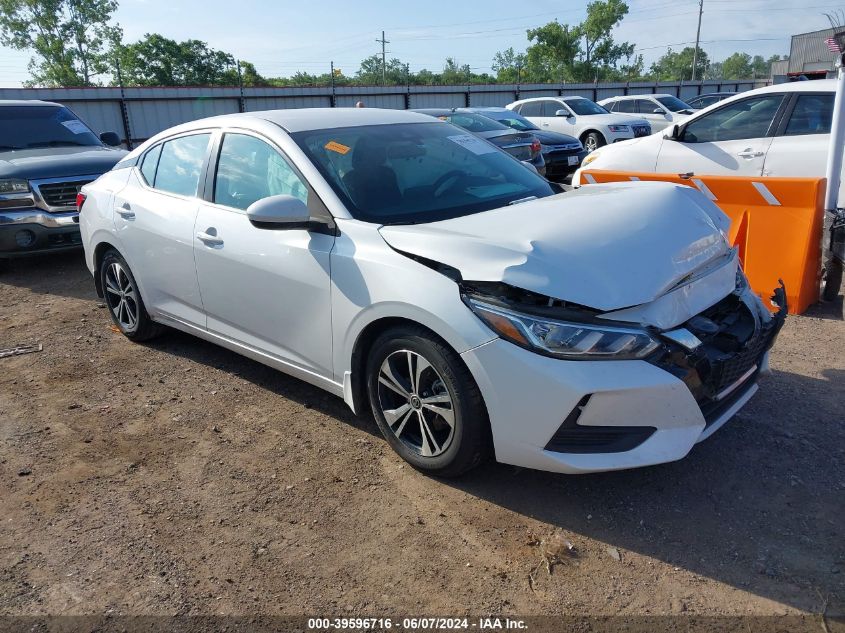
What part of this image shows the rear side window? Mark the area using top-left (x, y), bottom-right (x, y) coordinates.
top-left (614, 100), bottom-right (636, 114)
top-left (784, 94), bottom-right (833, 136)
top-left (681, 95), bottom-right (784, 143)
top-left (140, 143), bottom-right (162, 185)
top-left (518, 102), bottom-right (541, 116)
top-left (214, 133), bottom-right (308, 210)
top-left (153, 133), bottom-right (211, 197)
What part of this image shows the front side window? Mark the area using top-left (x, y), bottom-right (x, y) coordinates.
top-left (635, 99), bottom-right (657, 114)
top-left (681, 95), bottom-right (784, 144)
top-left (0, 105), bottom-right (101, 149)
top-left (292, 122), bottom-right (556, 224)
top-left (214, 133), bottom-right (308, 210)
top-left (153, 133), bottom-right (211, 197)
top-left (784, 94), bottom-right (833, 136)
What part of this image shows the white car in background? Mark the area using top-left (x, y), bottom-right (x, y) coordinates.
top-left (506, 96), bottom-right (652, 152)
top-left (574, 80), bottom-right (838, 203)
top-left (79, 108), bottom-right (784, 477)
top-left (599, 93), bottom-right (696, 132)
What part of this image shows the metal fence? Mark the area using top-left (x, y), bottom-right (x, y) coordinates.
top-left (0, 79), bottom-right (769, 148)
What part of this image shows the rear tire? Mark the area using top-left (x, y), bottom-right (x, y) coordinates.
top-left (366, 325), bottom-right (490, 477)
top-left (583, 131), bottom-right (606, 153)
top-left (99, 249), bottom-right (163, 341)
top-left (822, 259), bottom-right (843, 301)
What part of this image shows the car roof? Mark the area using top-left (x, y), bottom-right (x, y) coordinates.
top-left (166, 107), bottom-right (437, 135)
top-left (411, 108), bottom-right (453, 116)
top-left (0, 99), bottom-right (62, 107)
top-left (604, 94), bottom-right (672, 101)
top-left (742, 78), bottom-right (834, 94)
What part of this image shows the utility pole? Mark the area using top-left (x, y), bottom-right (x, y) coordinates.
top-left (376, 30), bottom-right (390, 85)
top-left (330, 61), bottom-right (337, 107)
top-left (691, 0), bottom-right (704, 80)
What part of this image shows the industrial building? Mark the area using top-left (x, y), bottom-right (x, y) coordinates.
top-left (772, 27), bottom-right (840, 81)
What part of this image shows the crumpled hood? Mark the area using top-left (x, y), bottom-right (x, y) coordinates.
top-left (0, 146), bottom-right (126, 180)
top-left (379, 181), bottom-right (732, 312)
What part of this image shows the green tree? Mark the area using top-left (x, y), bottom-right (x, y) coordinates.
top-left (238, 61), bottom-right (266, 87)
top-left (355, 54), bottom-right (408, 85)
top-left (575, 0), bottom-right (635, 81)
top-left (720, 52), bottom-right (753, 79)
top-left (492, 47), bottom-right (527, 83)
top-left (117, 34), bottom-right (248, 86)
top-left (649, 47), bottom-right (709, 81)
top-left (0, 0), bottom-right (122, 86)
top-left (498, 0), bottom-right (637, 84)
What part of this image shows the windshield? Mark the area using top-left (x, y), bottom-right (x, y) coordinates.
top-left (563, 98), bottom-right (608, 116)
top-left (0, 106), bottom-right (101, 149)
top-left (656, 96), bottom-right (693, 113)
top-left (478, 110), bottom-right (538, 132)
top-left (292, 122), bottom-right (556, 224)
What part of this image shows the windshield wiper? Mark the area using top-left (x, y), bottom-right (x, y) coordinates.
top-left (508, 196), bottom-right (538, 206)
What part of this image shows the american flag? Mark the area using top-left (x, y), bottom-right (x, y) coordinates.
top-left (826, 37), bottom-right (841, 53)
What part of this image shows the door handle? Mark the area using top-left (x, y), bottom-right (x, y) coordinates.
top-left (196, 230), bottom-right (223, 247)
top-left (542, 122), bottom-right (550, 127)
top-left (115, 204), bottom-right (134, 219)
top-left (737, 149), bottom-right (764, 159)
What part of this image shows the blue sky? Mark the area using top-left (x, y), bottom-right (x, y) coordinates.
top-left (0, 0), bottom-right (838, 86)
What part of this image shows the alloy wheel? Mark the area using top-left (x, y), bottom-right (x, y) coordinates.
top-left (376, 350), bottom-right (456, 458)
top-left (104, 261), bottom-right (139, 331)
top-left (584, 136), bottom-right (598, 152)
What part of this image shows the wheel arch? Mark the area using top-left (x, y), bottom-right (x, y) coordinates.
top-left (92, 240), bottom-right (120, 298)
top-left (347, 315), bottom-right (489, 421)
top-left (579, 128), bottom-right (606, 144)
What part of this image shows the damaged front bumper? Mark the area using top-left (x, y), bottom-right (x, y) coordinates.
top-left (459, 283), bottom-right (787, 474)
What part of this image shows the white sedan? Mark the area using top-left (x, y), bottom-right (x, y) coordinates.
top-left (575, 80), bottom-right (838, 204)
top-left (506, 96), bottom-right (652, 152)
top-left (599, 93), bottom-right (695, 132)
top-left (79, 108), bottom-right (784, 476)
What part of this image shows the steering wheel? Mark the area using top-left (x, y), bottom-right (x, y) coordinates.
top-left (432, 170), bottom-right (466, 198)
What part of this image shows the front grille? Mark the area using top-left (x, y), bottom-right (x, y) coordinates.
top-left (36, 180), bottom-right (92, 210)
top-left (545, 144), bottom-right (582, 154)
top-left (633, 125), bottom-right (651, 137)
top-left (652, 285), bottom-right (787, 425)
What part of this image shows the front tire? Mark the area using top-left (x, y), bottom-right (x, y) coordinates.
top-left (99, 249), bottom-right (162, 341)
top-left (366, 326), bottom-right (490, 477)
top-left (822, 258), bottom-right (843, 301)
top-left (583, 131), bottom-right (606, 153)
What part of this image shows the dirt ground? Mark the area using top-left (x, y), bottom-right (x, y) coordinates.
top-left (1, 251), bottom-right (843, 626)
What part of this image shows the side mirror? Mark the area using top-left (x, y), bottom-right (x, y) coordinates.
top-left (664, 124), bottom-right (681, 141)
top-left (555, 109), bottom-right (571, 118)
top-left (247, 194), bottom-right (310, 229)
top-left (99, 131), bottom-right (121, 147)
top-left (653, 108), bottom-right (667, 116)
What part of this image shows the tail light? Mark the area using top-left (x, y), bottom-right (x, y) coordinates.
top-left (76, 192), bottom-right (87, 211)
top-left (530, 138), bottom-right (541, 156)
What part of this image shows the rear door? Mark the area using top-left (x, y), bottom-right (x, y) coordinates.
top-left (193, 130), bottom-right (335, 378)
top-left (655, 93), bottom-right (787, 177)
top-left (763, 91), bottom-right (833, 182)
top-left (113, 132), bottom-right (212, 325)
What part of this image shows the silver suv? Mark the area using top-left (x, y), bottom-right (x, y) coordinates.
top-left (0, 100), bottom-right (126, 266)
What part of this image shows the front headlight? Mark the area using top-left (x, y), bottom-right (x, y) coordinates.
top-left (607, 125), bottom-right (630, 133)
top-left (467, 299), bottom-right (660, 360)
top-left (0, 179), bottom-right (30, 194)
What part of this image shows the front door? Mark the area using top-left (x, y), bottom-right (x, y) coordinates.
top-left (113, 132), bottom-right (212, 325)
top-left (193, 131), bottom-right (335, 379)
top-left (655, 93), bottom-right (786, 177)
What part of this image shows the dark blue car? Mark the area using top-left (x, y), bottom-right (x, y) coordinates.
top-left (464, 107), bottom-right (588, 182)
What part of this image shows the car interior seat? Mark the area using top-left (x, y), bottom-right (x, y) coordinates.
top-left (342, 138), bottom-right (402, 212)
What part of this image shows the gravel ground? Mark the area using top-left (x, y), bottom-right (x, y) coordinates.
top-left (0, 251), bottom-right (843, 626)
